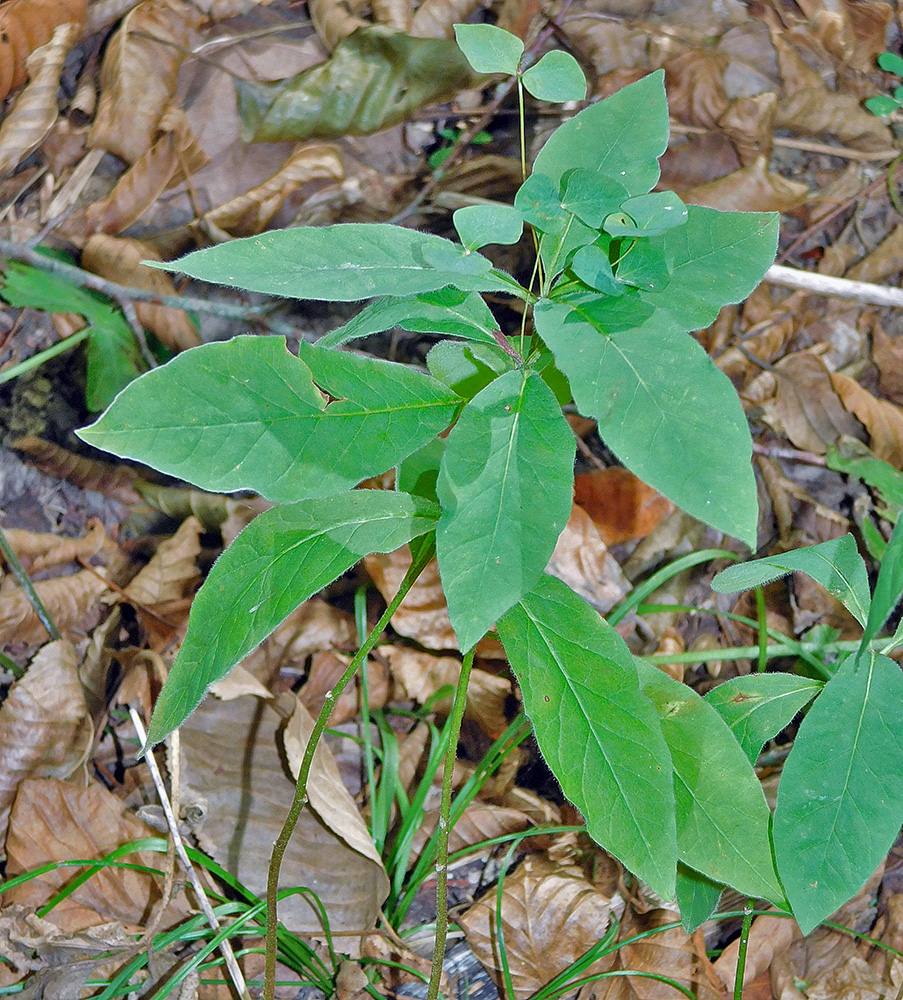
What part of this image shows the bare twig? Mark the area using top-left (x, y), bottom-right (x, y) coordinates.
top-left (764, 263), bottom-right (903, 308)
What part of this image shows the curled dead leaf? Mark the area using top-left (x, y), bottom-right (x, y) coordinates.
top-left (123, 516), bottom-right (201, 608)
top-left (845, 225), bottom-right (903, 285)
top-left (663, 50), bottom-right (730, 128)
top-left (680, 155), bottom-right (809, 212)
top-left (410, 0), bottom-right (483, 40)
top-left (775, 87), bottom-right (893, 151)
top-left (0, 568), bottom-right (115, 645)
top-left (872, 322), bottom-right (903, 406)
top-left (0, 0), bottom-right (85, 101)
top-left (308, 0), bottom-right (370, 51)
top-left (0, 519), bottom-right (109, 575)
top-left (830, 371), bottom-right (903, 468)
top-left (718, 92), bottom-right (777, 166)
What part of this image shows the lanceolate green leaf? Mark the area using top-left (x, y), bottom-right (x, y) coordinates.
top-left (77, 336), bottom-right (460, 504)
top-left (148, 224), bottom-right (514, 301)
top-left (773, 648), bottom-right (903, 933)
top-left (144, 490), bottom-right (439, 747)
top-left (436, 370), bottom-right (574, 651)
top-left (498, 574), bottom-right (677, 899)
top-left (534, 297), bottom-right (757, 548)
top-left (531, 70), bottom-right (668, 194)
top-left (635, 660), bottom-right (784, 903)
top-left (712, 535), bottom-right (871, 627)
top-left (705, 674), bottom-right (823, 764)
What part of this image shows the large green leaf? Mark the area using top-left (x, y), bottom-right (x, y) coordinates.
top-left (498, 574), bottom-right (677, 898)
top-left (531, 70), bottom-right (668, 195)
top-left (144, 491), bottom-right (438, 747)
top-left (705, 674), bottom-right (823, 764)
top-left (235, 25), bottom-right (474, 142)
top-left (773, 649), bottom-right (903, 933)
top-left (638, 207), bottom-right (779, 330)
top-left (77, 336), bottom-right (460, 503)
top-left (149, 225), bottom-right (514, 302)
top-left (534, 296), bottom-right (757, 548)
top-left (635, 660), bottom-right (784, 903)
top-left (712, 535), bottom-right (871, 627)
top-left (436, 370), bottom-right (574, 651)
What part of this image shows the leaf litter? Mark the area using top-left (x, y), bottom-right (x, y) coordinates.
top-left (5, 0), bottom-right (903, 996)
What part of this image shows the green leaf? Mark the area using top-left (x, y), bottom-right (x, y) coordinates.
top-left (534, 297), bottom-right (758, 548)
top-left (397, 437), bottom-right (445, 504)
top-left (560, 169), bottom-right (627, 228)
top-left (637, 206), bottom-right (779, 330)
top-left (453, 204), bottom-right (523, 250)
top-left (862, 517), bottom-right (903, 644)
top-left (317, 287), bottom-right (501, 349)
top-left (234, 25), bottom-right (475, 142)
top-left (705, 674), bottom-right (823, 764)
top-left (570, 243), bottom-right (622, 296)
top-left (144, 490), bottom-right (439, 747)
top-left (826, 438), bottom-right (903, 522)
top-left (78, 336), bottom-right (460, 504)
top-left (865, 95), bottom-right (902, 116)
top-left (603, 191), bottom-right (687, 237)
top-left (635, 660), bottom-right (784, 903)
top-left (498, 574), bottom-right (677, 899)
top-left (711, 535), bottom-right (871, 627)
top-left (514, 172), bottom-right (569, 233)
top-left (149, 224), bottom-right (513, 301)
top-left (614, 240), bottom-right (671, 292)
top-left (426, 340), bottom-right (514, 399)
top-left (531, 70), bottom-right (669, 194)
top-left (436, 371), bottom-right (574, 651)
top-left (453, 23), bottom-right (523, 75)
top-left (675, 865), bottom-right (723, 932)
top-left (878, 51), bottom-right (903, 76)
top-left (521, 50), bottom-right (587, 102)
top-left (773, 648), bottom-right (903, 933)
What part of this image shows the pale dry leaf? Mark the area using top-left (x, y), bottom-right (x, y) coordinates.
top-left (88, 0), bottom-right (197, 164)
top-left (12, 435), bottom-right (143, 505)
top-left (842, 0), bottom-right (894, 72)
top-left (0, 640), bottom-right (91, 852)
top-left (308, 0), bottom-right (369, 51)
top-left (410, 802), bottom-right (544, 860)
top-left (845, 225), bottom-right (903, 285)
top-left (829, 372), bottom-right (903, 468)
top-left (362, 932), bottom-right (444, 996)
top-left (80, 234), bottom-right (201, 350)
top-left (371, 0), bottom-right (411, 31)
top-left (300, 651), bottom-right (390, 723)
top-left (0, 567), bottom-right (112, 645)
top-left (872, 322), bottom-right (903, 406)
top-left (209, 664), bottom-right (273, 701)
top-left (663, 50), bottom-right (730, 128)
top-left (4, 778), bottom-right (186, 931)
top-left (0, 22), bottom-right (80, 177)
top-left (459, 854), bottom-right (615, 1000)
top-left (714, 909), bottom-right (801, 993)
top-left (0, 0), bottom-right (86, 101)
top-left (1, 519), bottom-right (107, 574)
top-left (410, 0), bottom-right (482, 39)
top-left (559, 16), bottom-right (649, 79)
top-left (718, 92), bottom-right (776, 166)
top-left (680, 155), bottom-right (809, 213)
top-left (772, 927), bottom-right (880, 1000)
top-left (123, 515), bottom-right (201, 608)
top-left (775, 87), bottom-right (893, 151)
top-left (770, 28), bottom-right (824, 94)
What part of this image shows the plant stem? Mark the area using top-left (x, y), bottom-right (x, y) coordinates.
top-left (0, 329), bottom-right (90, 387)
top-left (732, 900), bottom-right (754, 1000)
top-left (262, 541), bottom-right (435, 1000)
top-left (0, 527), bottom-right (61, 641)
top-left (426, 645), bottom-right (475, 1000)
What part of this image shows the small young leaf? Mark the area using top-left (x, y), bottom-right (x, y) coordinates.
top-left (705, 674), bottom-right (823, 763)
top-left (865, 95), bottom-right (902, 116)
top-left (78, 336), bottom-right (460, 503)
top-left (397, 437), bottom-right (445, 504)
top-left (521, 50), bottom-right (587, 102)
top-left (570, 243), bottom-right (623, 296)
top-left (560, 169), bottom-right (627, 228)
top-left (773, 648), bottom-right (903, 933)
top-left (453, 204), bottom-right (523, 250)
top-left (426, 340), bottom-right (513, 399)
top-left (453, 23), bottom-right (523, 76)
top-left (862, 517), bottom-right (903, 645)
top-left (514, 172), bottom-right (568, 233)
top-left (436, 370), bottom-right (574, 651)
top-left (317, 288), bottom-right (500, 349)
top-left (614, 240), bottom-right (671, 292)
top-left (603, 191), bottom-right (688, 237)
top-left (148, 224), bottom-right (513, 301)
top-left (675, 865), bottom-right (723, 933)
top-left (498, 574), bottom-right (677, 899)
top-left (711, 535), bottom-right (871, 627)
top-left (878, 50), bottom-right (903, 76)
top-left (144, 491), bottom-right (440, 746)
top-left (635, 660), bottom-right (784, 903)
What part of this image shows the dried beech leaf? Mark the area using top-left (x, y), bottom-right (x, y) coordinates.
top-left (718, 92), bottom-right (776, 166)
top-left (0, 640), bottom-right (91, 851)
top-left (775, 87), bottom-right (893, 151)
top-left (0, 0), bottom-right (85, 101)
top-left (663, 50), bottom-right (729, 128)
top-left (85, 107), bottom-right (208, 235)
top-left (308, 0), bottom-right (369, 51)
top-left (410, 0), bottom-right (482, 39)
top-left (4, 778), bottom-right (188, 931)
top-left (681, 155), bottom-right (809, 213)
top-left (81, 234), bottom-right (201, 351)
top-left (209, 664), bottom-right (272, 701)
top-left (840, 0), bottom-right (893, 72)
top-left (12, 435), bottom-right (143, 505)
top-left (3, 519), bottom-right (109, 575)
top-left (0, 22), bottom-right (80, 177)
top-left (574, 469), bottom-right (674, 547)
top-left (88, 0), bottom-right (196, 163)
top-left (123, 516), bottom-right (201, 608)
top-left (459, 855), bottom-right (614, 1000)
top-left (201, 143), bottom-right (345, 238)
top-left (410, 802), bottom-right (543, 860)
top-left (830, 372), bottom-right (903, 468)
top-left (0, 567), bottom-right (112, 645)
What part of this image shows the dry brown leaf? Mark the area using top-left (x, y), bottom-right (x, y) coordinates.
top-left (0, 519), bottom-right (108, 575)
top-left (4, 777), bottom-right (186, 931)
top-left (410, 0), bottom-right (481, 39)
top-left (0, 640), bottom-right (91, 851)
top-left (872, 322), bottom-right (903, 406)
top-left (308, 0), bottom-right (369, 51)
top-left (680, 155), bottom-right (809, 213)
top-left (123, 516), bottom-right (201, 608)
top-left (300, 650), bottom-right (390, 723)
top-left (85, 107), bottom-right (209, 235)
top-left (663, 50), bottom-right (729, 128)
top-left (0, 0), bottom-right (85, 101)
top-left (410, 802), bottom-right (544, 860)
top-left (0, 22), bottom-right (80, 177)
top-left (559, 16), bottom-right (649, 81)
top-left (775, 87), bottom-right (893, 151)
top-left (371, 0), bottom-right (411, 31)
top-left (841, 0), bottom-right (894, 72)
top-left (829, 371), bottom-right (903, 468)
top-left (845, 225), bottom-right (903, 285)
top-left (362, 932), bottom-right (447, 996)
top-left (714, 909), bottom-right (801, 994)
top-left (0, 567), bottom-right (112, 645)
top-left (180, 693), bottom-right (387, 932)
top-left (12, 435), bottom-right (143, 504)
top-left (718, 92), bottom-right (776, 166)
top-left (80, 234), bottom-right (201, 351)
top-left (200, 143), bottom-right (345, 238)
top-left (88, 0), bottom-right (196, 164)
top-left (209, 663), bottom-right (272, 701)
top-left (459, 854), bottom-right (615, 1000)
top-left (772, 925), bottom-right (884, 1000)
top-left (574, 468), bottom-right (674, 547)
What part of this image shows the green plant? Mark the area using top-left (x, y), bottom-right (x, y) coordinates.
top-left (70, 20), bottom-right (903, 999)
top-left (865, 51), bottom-right (903, 116)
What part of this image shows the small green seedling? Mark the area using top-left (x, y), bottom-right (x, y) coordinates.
top-left (866, 51), bottom-right (903, 115)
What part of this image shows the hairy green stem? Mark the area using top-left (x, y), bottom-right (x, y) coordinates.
top-left (263, 541), bottom-right (435, 1000)
top-left (733, 900), bottom-right (754, 1000)
top-left (426, 645), bottom-right (476, 1000)
top-left (0, 526), bottom-right (61, 641)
